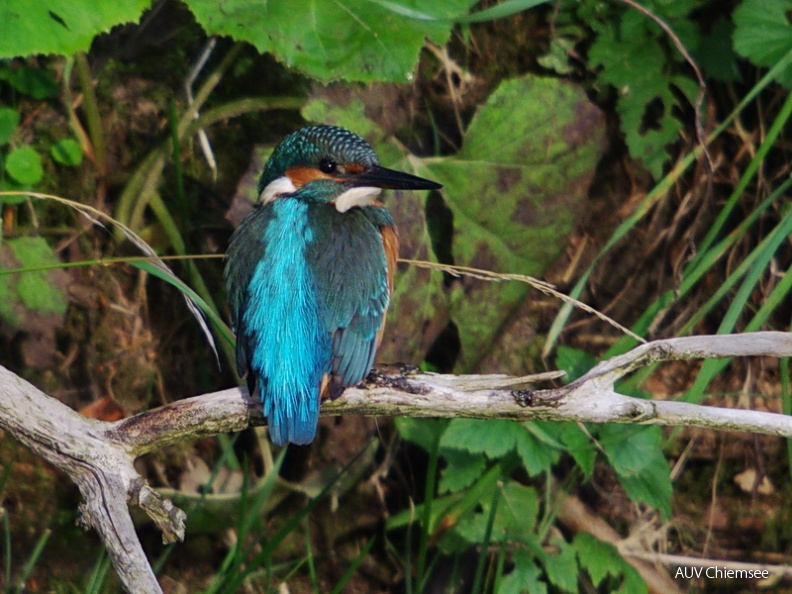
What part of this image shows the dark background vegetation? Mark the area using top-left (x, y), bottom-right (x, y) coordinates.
top-left (0, 0), bottom-right (790, 592)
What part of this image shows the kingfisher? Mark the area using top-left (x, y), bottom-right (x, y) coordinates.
top-left (224, 125), bottom-right (441, 446)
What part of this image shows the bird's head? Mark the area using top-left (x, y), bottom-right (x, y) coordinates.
top-left (257, 125), bottom-right (441, 212)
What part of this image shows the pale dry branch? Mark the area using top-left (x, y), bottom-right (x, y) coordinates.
top-left (1, 332), bottom-right (791, 593)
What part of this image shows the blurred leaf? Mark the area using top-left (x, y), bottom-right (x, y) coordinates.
top-left (50, 138), bottom-right (83, 166)
top-left (544, 538), bottom-right (579, 594)
top-left (554, 346), bottom-right (596, 382)
top-left (438, 448), bottom-right (487, 493)
top-left (5, 145), bottom-right (43, 185)
top-left (0, 237), bottom-right (69, 326)
top-left (0, 1), bottom-right (150, 58)
top-left (394, 418), bottom-right (448, 453)
top-left (734, 0), bottom-right (792, 88)
top-left (573, 533), bottom-right (629, 589)
top-left (0, 66), bottom-right (59, 99)
top-left (185, 0), bottom-right (477, 82)
top-left (696, 17), bottom-right (741, 83)
top-left (498, 548), bottom-right (546, 594)
top-left (598, 425), bottom-right (672, 519)
top-left (0, 107), bottom-right (19, 144)
top-left (424, 76), bottom-right (603, 372)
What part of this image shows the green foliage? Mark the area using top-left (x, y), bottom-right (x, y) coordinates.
top-left (0, 107), bottom-right (19, 143)
top-left (0, 237), bottom-right (69, 326)
top-left (186, 0), bottom-right (478, 83)
top-left (0, 65), bottom-right (59, 99)
top-left (4, 145), bottom-right (43, 185)
top-left (50, 138), bottom-right (83, 166)
top-left (0, 0), bottom-right (151, 58)
top-left (733, 0), bottom-right (792, 87)
top-left (573, 533), bottom-right (647, 593)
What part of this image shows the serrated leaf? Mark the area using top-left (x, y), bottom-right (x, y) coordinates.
top-left (185, 0), bottom-right (477, 83)
top-left (598, 425), bottom-right (672, 519)
top-left (438, 448), bottom-right (487, 493)
top-left (556, 423), bottom-right (596, 479)
top-left (498, 548), bottom-right (546, 594)
top-left (734, 0), bottom-right (792, 88)
top-left (0, 107), bottom-right (19, 144)
top-left (440, 419), bottom-right (521, 458)
top-left (5, 145), bottom-right (43, 185)
top-left (544, 538), bottom-right (579, 594)
top-left (455, 482), bottom-right (539, 544)
top-left (0, 1), bottom-right (150, 58)
top-left (515, 424), bottom-right (561, 477)
top-left (424, 76), bottom-right (603, 372)
top-left (573, 532), bottom-right (624, 587)
top-left (50, 138), bottom-right (83, 166)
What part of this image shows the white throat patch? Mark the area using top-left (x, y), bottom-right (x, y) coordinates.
top-left (259, 176), bottom-right (297, 204)
top-left (334, 186), bottom-right (382, 213)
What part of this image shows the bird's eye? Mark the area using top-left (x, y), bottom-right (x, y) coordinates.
top-left (319, 159), bottom-right (338, 174)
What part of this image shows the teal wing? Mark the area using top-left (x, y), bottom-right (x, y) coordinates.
top-left (308, 205), bottom-right (393, 387)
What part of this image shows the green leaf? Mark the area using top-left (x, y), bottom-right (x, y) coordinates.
top-left (556, 423), bottom-right (596, 479)
top-left (0, 1), bottom-right (151, 58)
top-left (394, 418), bottom-right (448, 453)
top-left (573, 532), bottom-right (623, 588)
top-left (0, 237), bottom-right (69, 326)
top-left (498, 549), bottom-right (546, 594)
top-left (456, 482), bottom-right (539, 544)
top-left (554, 346), bottom-right (595, 382)
top-left (185, 0), bottom-right (477, 82)
top-left (0, 177), bottom-right (27, 205)
top-left (439, 448), bottom-right (487, 493)
top-left (0, 107), bottom-right (20, 144)
top-left (598, 425), bottom-right (672, 519)
top-left (544, 538), bottom-right (579, 594)
top-left (440, 419), bottom-right (521, 458)
top-left (424, 75), bottom-right (604, 372)
top-left (515, 423), bottom-right (561, 477)
top-left (1, 67), bottom-right (59, 99)
top-left (5, 146), bottom-right (43, 185)
top-left (588, 18), bottom-right (697, 179)
top-left (734, 0), bottom-right (792, 88)
top-left (50, 138), bottom-right (83, 166)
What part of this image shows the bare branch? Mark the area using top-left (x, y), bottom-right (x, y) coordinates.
top-left (1, 332), bottom-right (790, 592)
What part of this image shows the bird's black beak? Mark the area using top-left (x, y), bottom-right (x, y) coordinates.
top-left (352, 165), bottom-right (442, 191)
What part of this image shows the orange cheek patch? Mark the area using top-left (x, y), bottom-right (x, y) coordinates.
top-left (286, 166), bottom-right (331, 187)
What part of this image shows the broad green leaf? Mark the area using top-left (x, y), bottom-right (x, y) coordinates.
top-left (0, 237), bottom-right (69, 326)
top-left (497, 548), bottom-right (546, 594)
top-left (0, 1), bottom-right (150, 58)
top-left (438, 448), bottom-right (487, 493)
top-left (185, 0), bottom-right (477, 82)
top-left (5, 145), bottom-right (43, 185)
top-left (734, 0), bottom-right (792, 88)
top-left (554, 346), bottom-right (596, 382)
top-left (50, 138), bottom-right (83, 166)
top-left (302, 97), bottom-right (448, 365)
top-left (455, 482), bottom-right (539, 544)
top-left (394, 418), bottom-right (448, 453)
top-left (0, 107), bottom-right (19, 144)
top-left (556, 423), bottom-right (596, 479)
top-left (598, 425), bottom-right (672, 519)
top-left (440, 419), bottom-right (521, 458)
top-left (515, 424), bottom-right (561, 477)
top-left (424, 76), bottom-right (604, 372)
